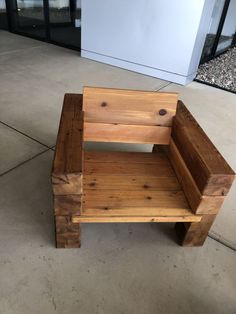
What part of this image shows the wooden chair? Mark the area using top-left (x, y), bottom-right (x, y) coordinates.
top-left (52, 87), bottom-right (235, 248)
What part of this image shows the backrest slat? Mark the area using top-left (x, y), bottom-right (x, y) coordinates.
top-left (83, 87), bottom-right (178, 144)
top-left (84, 122), bottom-right (171, 144)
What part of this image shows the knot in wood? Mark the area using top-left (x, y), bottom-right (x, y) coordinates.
top-left (159, 109), bottom-right (167, 116)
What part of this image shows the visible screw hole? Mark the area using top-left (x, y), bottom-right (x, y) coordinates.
top-left (159, 109), bottom-right (167, 116)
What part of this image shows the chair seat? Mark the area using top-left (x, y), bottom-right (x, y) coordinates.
top-left (72, 151), bottom-right (201, 223)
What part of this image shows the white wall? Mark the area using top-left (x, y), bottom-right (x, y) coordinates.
top-left (81, 0), bottom-right (215, 84)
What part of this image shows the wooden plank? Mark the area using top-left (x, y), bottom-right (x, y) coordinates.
top-left (166, 139), bottom-right (224, 214)
top-left (82, 190), bottom-right (190, 212)
top-left (84, 151), bottom-right (168, 164)
top-left (83, 87), bottom-right (178, 127)
top-left (173, 101), bottom-right (235, 196)
top-left (84, 122), bottom-right (171, 144)
top-left (53, 93), bottom-right (84, 174)
top-left (72, 215), bottom-right (201, 223)
top-left (52, 93), bottom-right (84, 196)
top-left (84, 108), bottom-right (175, 127)
top-left (83, 86), bottom-right (178, 112)
top-left (84, 159), bottom-right (175, 177)
top-left (83, 175), bottom-right (180, 191)
top-left (175, 214), bottom-right (216, 246)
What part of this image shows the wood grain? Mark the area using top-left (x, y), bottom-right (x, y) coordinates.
top-left (172, 101), bottom-right (235, 196)
top-left (72, 215), bottom-right (201, 223)
top-left (82, 190), bottom-right (190, 212)
top-left (54, 195), bottom-right (82, 215)
top-left (164, 139), bottom-right (224, 214)
top-left (84, 122), bottom-right (171, 144)
top-left (83, 86), bottom-right (178, 126)
top-left (55, 215), bottom-right (81, 248)
top-left (84, 151), bottom-right (168, 164)
top-left (52, 93), bottom-right (84, 196)
top-left (175, 215), bottom-right (216, 246)
top-left (83, 175), bottom-right (180, 191)
top-left (53, 93), bottom-right (84, 175)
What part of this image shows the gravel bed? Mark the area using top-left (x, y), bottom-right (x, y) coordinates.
top-left (196, 47), bottom-right (236, 93)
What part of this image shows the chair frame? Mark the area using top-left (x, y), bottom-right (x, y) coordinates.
top-left (52, 88), bottom-right (235, 248)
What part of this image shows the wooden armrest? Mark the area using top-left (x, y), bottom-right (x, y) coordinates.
top-left (172, 101), bottom-right (235, 197)
top-left (52, 94), bottom-right (84, 196)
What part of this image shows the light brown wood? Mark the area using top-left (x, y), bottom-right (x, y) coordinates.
top-left (72, 215), bottom-right (201, 223)
top-left (52, 91), bottom-right (234, 248)
top-left (84, 122), bottom-right (171, 144)
top-left (83, 175), bottom-right (180, 191)
top-left (165, 139), bottom-right (224, 214)
top-left (81, 190), bottom-right (190, 212)
top-left (173, 101), bottom-right (235, 196)
top-left (84, 150), bottom-right (168, 164)
top-left (83, 86), bottom-right (178, 126)
top-left (84, 155), bottom-right (175, 177)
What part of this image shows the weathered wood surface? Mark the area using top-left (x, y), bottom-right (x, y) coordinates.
top-left (162, 139), bottom-right (225, 214)
top-left (52, 93), bottom-right (84, 195)
top-left (54, 195), bottom-right (82, 216)
top-left (55, 216), bottom-right (81, 248)
top-left (83, 86), bottom-right (178, 126)
top-left (84, 122), bottom-right (171, 144)
top-left (52, 94), bottom-right (84, 248)
top-left (172, 101), bottom-right (235, 196)
top-left (175, 215), bottom-right (216, 246)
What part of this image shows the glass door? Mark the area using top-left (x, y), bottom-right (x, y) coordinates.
top-left (48, 0), bottom-right (81, 49)
top-left (201, 0), bottom-right (225, 62)
top-left (10, 0), bottom-right (46, 38)
top-left (5, 0), bottom-right (81, 49)
top-left (200, 0), bottom-right (235, 64)
top-left (0, 0), bottom-right (8, 29)
top-left (216, 0), bottom-right (236, 54)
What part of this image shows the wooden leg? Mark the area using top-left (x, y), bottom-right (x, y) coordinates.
top-left (55, 215), bottom-right (81, 248)
top-left (175, 214), bottom-right (216, 246)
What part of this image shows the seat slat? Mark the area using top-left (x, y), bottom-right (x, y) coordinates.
top-left (84, 151), bottom-right (167, 163)
top-left (72, 216), bottom-right (201, 223)
top-left (83, 175), bottom-right (180, 191)
top-left (82, 190), bottom-right (190, 211)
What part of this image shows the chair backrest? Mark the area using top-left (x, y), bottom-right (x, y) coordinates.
top-left (83, 87), bottom-right (178, 144)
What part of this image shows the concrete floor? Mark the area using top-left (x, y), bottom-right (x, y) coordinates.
top-left (0, 31), bottom-right (236, 314)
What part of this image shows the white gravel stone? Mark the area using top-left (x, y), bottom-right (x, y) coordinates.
top-left (196, 47), bottom-right (236, 93)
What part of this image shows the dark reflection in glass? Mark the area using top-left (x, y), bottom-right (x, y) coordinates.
top-left (49, 0), bottom-right (81, 49)
top-left (12, 0), bottom-right (46, 38)
top-left (0, 0), bottom-right (8, 29)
